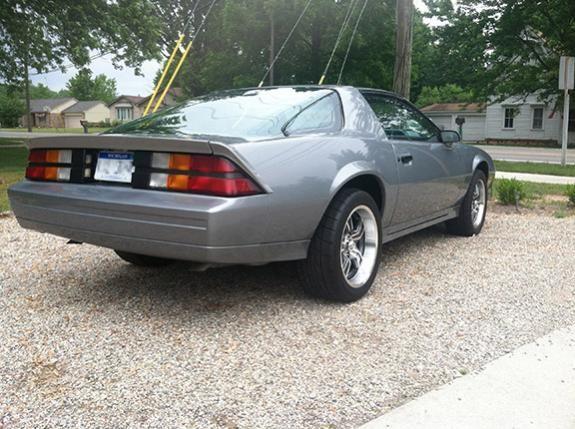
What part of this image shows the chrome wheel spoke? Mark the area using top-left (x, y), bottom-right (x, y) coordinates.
top-left (349, 247), bottom-right (363, 268)
top-left (350, 222), bottom-right (365, 241)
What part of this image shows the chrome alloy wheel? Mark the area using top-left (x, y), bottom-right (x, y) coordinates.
top-left (340, 205), bottom-right (379, 288)
top-left (471, 178), bottom-right (486, 228)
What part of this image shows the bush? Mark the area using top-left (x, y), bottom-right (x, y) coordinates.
top-left (566, 185), bottom-right (575, 205)
top-left (496, 179), bottom-right (526, 205)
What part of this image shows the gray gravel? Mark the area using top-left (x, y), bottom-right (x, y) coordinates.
top-left (1, 211), bottom-right (574, 428)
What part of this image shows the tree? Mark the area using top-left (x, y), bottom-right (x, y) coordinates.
top-left (424, 0), bottom-right (575, 102)
top-left (66, 70), bottom-right (117, 103)
top-left (1, 0), bottom-right (162, 129)
top-left (415, 84), bottom-right (477, 107)
top-left (0, 85), bottom-right (25, 128)
top-left (0, 1), bottom-right (162, 83)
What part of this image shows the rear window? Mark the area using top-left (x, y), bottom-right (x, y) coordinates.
top-left (105, 87), bottom-right (338, 142)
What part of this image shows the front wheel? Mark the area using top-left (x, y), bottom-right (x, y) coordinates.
top-left (298, 189), bottom-right (382, 302)
top-left (446, 170), bottom-right (488, 236)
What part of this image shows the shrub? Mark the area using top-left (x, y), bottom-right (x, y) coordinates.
top-left (566, 184), bottom-right (575, 205)
top-left (496, 179), bottom-right (526, 205)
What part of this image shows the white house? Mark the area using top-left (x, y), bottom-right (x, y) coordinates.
top-left (62, 101), bottom-right (110, 128)
top-left (422, 95), bottom-right (575, 146)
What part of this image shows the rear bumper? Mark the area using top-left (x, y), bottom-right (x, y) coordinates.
top-left (8, 181), bottom-right (308, 264)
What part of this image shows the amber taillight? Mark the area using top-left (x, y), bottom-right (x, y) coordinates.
top-left (26, 149), bottom-right (73, 182)
top-left (147, 153), bottom-right (262, 197)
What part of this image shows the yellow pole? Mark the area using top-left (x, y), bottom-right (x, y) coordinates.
top-left (153, 40), bottom-right (193, 113)
top-left (143, 33), bottom-right (185, 116)
top-left (318, 74), bottom-right (326, 85)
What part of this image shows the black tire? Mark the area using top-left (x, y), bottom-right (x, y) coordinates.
top-left (114, 250), bottom-right (173, 267)
top-left (298, 188), bottom-right (382, 302)
top-left (446, 170), bottom-right (488, 236)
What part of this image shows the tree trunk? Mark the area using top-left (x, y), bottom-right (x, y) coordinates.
top-left (24, 59), bottom-right (32, 132)
top-left (393, 0), bottom-right (414, 99)
top-left (269, 12), bottom-right (275, 86)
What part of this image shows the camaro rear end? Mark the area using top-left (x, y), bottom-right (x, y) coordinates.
top-left (9, 86), bottom-right (494, 302)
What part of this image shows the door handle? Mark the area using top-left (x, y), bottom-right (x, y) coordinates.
top-left (398, 154), bottom-right (413, 165)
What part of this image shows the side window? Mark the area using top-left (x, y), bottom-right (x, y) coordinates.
top-left (362, 93), bottom-right (439, 141)
top-left (284, 93), bottom-right (343, 136)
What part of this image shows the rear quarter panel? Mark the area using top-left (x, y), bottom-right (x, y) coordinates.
top-left (233, 132), bottom-right (399, 243)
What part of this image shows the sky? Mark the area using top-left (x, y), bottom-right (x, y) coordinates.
top-left (31, 0), bottom-right (431, 96)
top-left (31, 56), bottom-right (162, 96)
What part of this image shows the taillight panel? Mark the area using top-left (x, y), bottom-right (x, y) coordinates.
top-left (26, 149), bottom-right (263, 198)
top-left (26, 149), bottom-right (73, 182)
top-left (146, 152), bottom-right (262, 197)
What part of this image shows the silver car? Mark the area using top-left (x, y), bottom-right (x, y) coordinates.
top-left (9, 86), bottom-right (494, 302)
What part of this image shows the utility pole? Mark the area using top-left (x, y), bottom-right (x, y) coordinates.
top-left (559, 56), bottom-right (574, 166)
top-left (393, 0), bottom-right (414, 99)
top-left (23, 58), bottom-right (32, 132)
top-left (269, 11), bottom-right (275, 86)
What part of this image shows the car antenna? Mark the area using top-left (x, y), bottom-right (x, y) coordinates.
top-left (318, 0), bottom-right (359, 85)
top-left (337, 0), bottom-right (369, 85)
top-left (257, 0), bottom-right (313, 88)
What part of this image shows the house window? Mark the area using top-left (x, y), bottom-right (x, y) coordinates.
top-left (532, 107), bottom-right (544, 130)
top-left (116, 107), bottom-right (133, 121)
top-left (503, 108), bottom-right (515, 129)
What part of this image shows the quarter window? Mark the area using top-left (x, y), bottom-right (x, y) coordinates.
top-left (284, 93), bottom-right (343, 136)
top-left (362, 93), bottom-right (439, 141)
top-left (503, 108), bottom-right (515, 129)
top-left (532, 107), bottom-right (544, 130)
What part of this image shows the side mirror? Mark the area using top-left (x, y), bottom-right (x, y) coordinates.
top-left (441, 130), bottom-right (461, 144)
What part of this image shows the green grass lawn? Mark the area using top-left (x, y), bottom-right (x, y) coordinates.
top-left (0, 145), bottom-right (27, 212)
top-left (494, 160), bottom-right (575, 177)
top-left (0, 127), bottom-right (109, 134)
top-left (0, 138), bottom-right (26, 146)
top-left (493, 178), bottom-right (569, 199)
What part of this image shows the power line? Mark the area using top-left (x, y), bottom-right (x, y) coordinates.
top-left (337, 0), bottom-right (369, 85)
top-left (258, 0), bottom-right (313, 88)
top-left (318, 0), bottom-right (359, 85)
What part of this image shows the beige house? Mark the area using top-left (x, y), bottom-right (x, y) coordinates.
top-left (62, 101), bottom-right (110, 128)
top-left (108, 95), bottom-right (146, 122)
top-left (108, 88), bottom-right (184, 123)
top-left (22, 98), bottom-right (78, 128)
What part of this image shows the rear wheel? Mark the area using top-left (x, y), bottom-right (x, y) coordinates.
top-left (298, 189), bottom-right (382, 302)
top-left (114, 250), bottom-right (173, 267)
top-left (446, 170), bottom-right (487, 236)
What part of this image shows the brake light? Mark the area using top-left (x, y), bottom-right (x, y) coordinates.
top-left (149, 153), bottom-right (261, 197)
top-left (26, 149), bottom-right (72, 182)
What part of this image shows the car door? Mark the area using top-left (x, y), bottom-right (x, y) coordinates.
top-left (362, 92), bottom-right (466, 225)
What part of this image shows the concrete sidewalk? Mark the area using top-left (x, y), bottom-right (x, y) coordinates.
top-left (495, 171), bottom-right (575, 185)
top-left (361, 325), bottom-right (575, 429)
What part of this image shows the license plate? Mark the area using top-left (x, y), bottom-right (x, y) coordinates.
top-left (94, 151), bottom-right (134, 183)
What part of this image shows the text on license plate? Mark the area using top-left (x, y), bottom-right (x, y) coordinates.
top-left (94, 151), bottom-right (134, 183)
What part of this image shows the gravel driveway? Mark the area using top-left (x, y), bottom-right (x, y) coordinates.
top-left (1, 212), bottom-right (574, 428)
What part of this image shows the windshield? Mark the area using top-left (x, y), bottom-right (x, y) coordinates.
top-left (105, 87), bottom-right (336, 142)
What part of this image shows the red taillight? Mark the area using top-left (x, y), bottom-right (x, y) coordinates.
top-left (149, 153), bottom-right (262, 197)
top-left (26, 149), bottom-right (72, 182)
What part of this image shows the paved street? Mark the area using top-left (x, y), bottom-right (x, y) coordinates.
top-left (0, 131), bottom-right (87, 138)
top-left (476, 145), bottom-right (575, 164)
